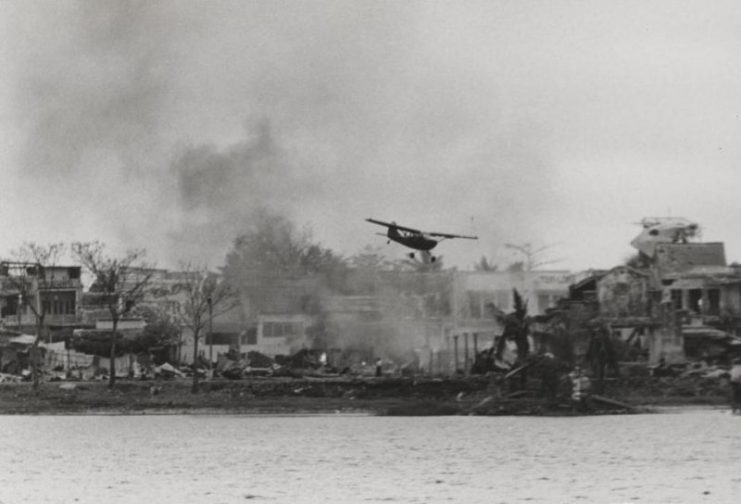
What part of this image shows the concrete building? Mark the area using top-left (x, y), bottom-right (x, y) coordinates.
top-left (589, 222), bottom-right (741, 364)
top-left (0, 262), bottom-right (83, 340)
top-left (449, 269), bottom-right (573, 337)
top-left (648, 242), bottom-right (741, 362)
top-left (452, 270), bottom-right (574, 319)
top-left (175, 267), bottom-right (578, 371)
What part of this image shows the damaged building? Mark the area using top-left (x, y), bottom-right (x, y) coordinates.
top-left (178, 266), bottom-right (537, 374)
top-left (649, 240), bottom-right (741, 362)
top-left (449, 269), bottom-right (574, 371)
top-left (559, 218), bottom-right (741, 366)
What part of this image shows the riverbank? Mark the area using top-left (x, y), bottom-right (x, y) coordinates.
top-left (0, 375), bottom-right (732, 415)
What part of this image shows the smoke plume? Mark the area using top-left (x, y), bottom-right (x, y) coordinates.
top-left (165, 120), bottom-right (330, 266)
top-left (6, 1), bottom-right (558, 271)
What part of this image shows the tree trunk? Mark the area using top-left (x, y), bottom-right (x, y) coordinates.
top-left (191, 328), bottom-right (200, 394)
top-left (109, 317), bottom-right (118, 389)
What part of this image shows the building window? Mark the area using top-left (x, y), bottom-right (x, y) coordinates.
top-left (688, 289), bottom-right (702, 313)
top-left (263, 322), bottom-right (302, 338)
top-left (537, 294), bottom-right (553, 313)
top-left (39, 291), bottom-right (76, 316)
top-left (244, 328), bottom-right (257, 345)
top-left (467, 292), bottom-right (482, 318)
top-left (263, 322), bottom-right (274, 338)
top-left (670, 289), bottom-right (683, 310)
top-left (1, 296), bottom-right (18, 317)
top-left (708, 289), bottom-right (720, 315)
top-left (495, 291), bottom-right (511, 312)
top-left (205, 333), bottom-right (239, 345)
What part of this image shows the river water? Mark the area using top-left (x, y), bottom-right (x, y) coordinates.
top-left (0, 408), bottom-right (739, 504)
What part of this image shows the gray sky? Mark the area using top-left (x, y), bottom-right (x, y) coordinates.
top-left (2, 0), bottom-right (741, 271)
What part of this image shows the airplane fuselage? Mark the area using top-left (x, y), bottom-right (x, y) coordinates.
top-left (387, 227), bottom-right (438, 251)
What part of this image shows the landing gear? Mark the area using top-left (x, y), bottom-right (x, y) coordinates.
top-left (409, 251), bottom-right (436, 264)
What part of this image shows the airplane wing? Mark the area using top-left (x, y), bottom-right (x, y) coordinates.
top-left (366, 218), bottom-right (422, 234)
top-left (428, 231), bottom-right (478, 240)
top-left (366, 218), bottom-right (478, 240)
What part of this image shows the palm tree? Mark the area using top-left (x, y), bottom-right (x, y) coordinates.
top-left (473, 256), bottom-right (498, 272)
top-left (494, 290), bottom-right (530, 389)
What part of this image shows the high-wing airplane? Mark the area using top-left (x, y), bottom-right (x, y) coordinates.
top-left (366, 218), bottom-right (478, 262)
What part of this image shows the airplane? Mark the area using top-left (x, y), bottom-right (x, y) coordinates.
top-left (366, 218), bottom-right (478, 262)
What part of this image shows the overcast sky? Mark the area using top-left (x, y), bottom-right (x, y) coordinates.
top-left (2, 0), bottom-right (741, 272)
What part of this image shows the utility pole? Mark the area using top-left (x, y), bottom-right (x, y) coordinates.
top-left (17, 294), bottom-right (22, 332)
top-left (453, 335), bottom-right (459, 374)
top-left (208, 296), bottom-right (213, 370)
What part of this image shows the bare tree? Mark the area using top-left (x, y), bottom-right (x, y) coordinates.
top-left (346, 246), bottom-right (393, 295)
top-left (223, 209), bottom-right (346, 316)
top-left (71, 241), bottom-right (154, 389)
top-left (6, 242), bottom-right (65, 392)
top-left (505, 242), bottom-right (561, 271)
top-left (175, 265), bottom-right (237, 393)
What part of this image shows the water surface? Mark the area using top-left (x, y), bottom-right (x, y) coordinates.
top-left (1, 409), bottom-right (739, 503)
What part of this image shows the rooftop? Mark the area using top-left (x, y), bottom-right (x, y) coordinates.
top-left (654, 242), bottom-right (726, 274)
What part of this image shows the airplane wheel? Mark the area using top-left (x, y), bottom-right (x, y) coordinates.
top-left (408, 252), bottom-right (415, 259)
top-left (431, 256), bottom-right (436, 263)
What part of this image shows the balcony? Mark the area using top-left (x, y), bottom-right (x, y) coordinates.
top-left (45, 314), bottom-right (81, 326)
top-left (1, 312), bottom-right (80, 327)
top-left (37, 279), bottom-right (82, 290)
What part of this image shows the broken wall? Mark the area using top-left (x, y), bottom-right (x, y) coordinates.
top-left (597, 267), bottom-right (651, 319)
top-left (648, 307), bottom-right (685, 364)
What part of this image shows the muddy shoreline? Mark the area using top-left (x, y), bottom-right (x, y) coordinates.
top-left (0, 375), bottom-right (731, 416)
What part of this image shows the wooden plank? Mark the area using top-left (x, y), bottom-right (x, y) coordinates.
top-left (590, 394), bottom-right (636, 410)
top-left (504, 362), bottom-right (530, 379)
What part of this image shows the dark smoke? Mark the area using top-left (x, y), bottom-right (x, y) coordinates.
top-left (174, 120), bottom-right (281, 213)
top-left (165, 120), bottom-right (329, 267)
top-left (7, 1), bottom-right (188, 259)
top-left (8, 1), bottom-right (557, 272)
top-left (16, 1), bottom-right (176, 180)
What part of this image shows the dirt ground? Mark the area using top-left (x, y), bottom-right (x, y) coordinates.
top-left (0, 374), bottom-right (732, 416)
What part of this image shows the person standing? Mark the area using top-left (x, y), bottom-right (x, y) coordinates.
top-left (569, 365), bottom-right (591, 413)
top-left (539, 353), bottom-right (560, 405)
top-left (375, 357), bottom-right (383, 377)
top-left (730, 358), bottom-right (741, 414)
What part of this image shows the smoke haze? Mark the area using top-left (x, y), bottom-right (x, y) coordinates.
top-left (4, 1), bottom-right (741, 271)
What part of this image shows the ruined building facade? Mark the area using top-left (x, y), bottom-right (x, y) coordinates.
top-left (589, 219), bottom-right (741, 364)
